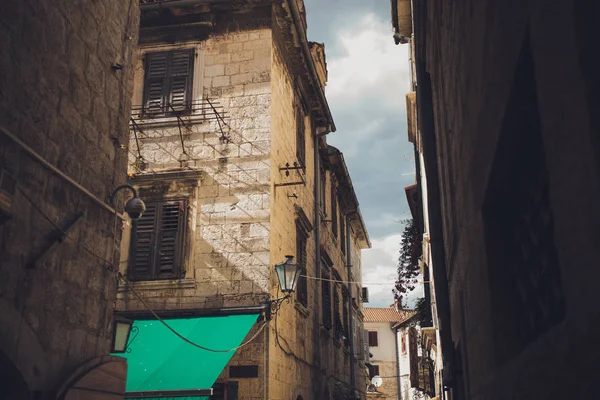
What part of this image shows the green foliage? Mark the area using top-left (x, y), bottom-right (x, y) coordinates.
top-left (415, 297), bottom-right (433, 327)
top-left (393, 218), bottom-right (422, 307)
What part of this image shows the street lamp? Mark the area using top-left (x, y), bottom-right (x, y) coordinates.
top-left (109, 184), bottom-right (146, 220)
top-left (266, 256), bottom-right (302, 320)
top-left (274, 255), bottom-right (301, 294)
top-left (112, 315), bottom-right (134, 353)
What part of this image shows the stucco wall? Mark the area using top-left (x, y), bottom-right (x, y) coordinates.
top-left (366, 321), bottom-right (399, 399)
top-left (0, 0), bottom-right (139, 395)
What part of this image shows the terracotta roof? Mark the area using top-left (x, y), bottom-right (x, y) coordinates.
top-left (363, 307), bottom-right (413, 323)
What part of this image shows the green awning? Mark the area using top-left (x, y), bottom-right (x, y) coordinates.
top-left (113, 314), bottom-right (260, 398)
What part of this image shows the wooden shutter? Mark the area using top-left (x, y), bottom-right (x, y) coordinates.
top-left (331, 184), bottom-right (338, 238)
top-left (144, 52), bottom-right (168, 114)
top-left (296, 108), bottom-right (306, 166)
top-left (156, 201), bottom-right (185, 278)
top-left (368, 331), bottom-right (378, 347)
top-left (409, 327), bottom-right (419, 388)
top-left (169, 50), bottom-right (194, 112)
top-left (363, 329), bottom-right (370, 360)
top-left (143, 50), bottom-right (193, 114)
top-left (342, 288), bottom-right (349, 346)
top-left (130, 203), bottom-right (158, 280)
top-left (340, 216), bottom-right (346, 254)
top-left (296, 224), bottom-right (308, 307)
top-left (321, 271), bottom-right (332, 329)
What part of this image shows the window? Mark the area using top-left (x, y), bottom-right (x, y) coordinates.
top-left (296, 222), bottom-right (309, 307)
top-left (319, 168), bottom-right (327, 213)
top-left (370, 365), bottom-right (380, 378)
top-left (342, 287), bottom-right (349, 346)
top-left (401, 333), bottom-right (407, 354)
top-left (296, 107), bottom-right (306, 166)
top-left (340, 215), bottom-right (346, 254)
top-left (368, 331), bottom-right (379, 347)
top-left (333, 283), bottom-right (343, 338)
top-left (143, 49), bottom-right (194, 115)
top-left (321, 270), bottom-right (332, 329)
top-left (330, 182), bottom-right (338, 239)
top-left (130, 200), bottom-right (187, 280)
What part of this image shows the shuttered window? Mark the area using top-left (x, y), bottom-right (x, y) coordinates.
top-left (340, 215), bottom-right (346, 254)
top-left (321, 270), bottom-right (332, 329)
top-left (143, 50), bottom-right (194, 115)
top-left (342, 287), bottom-right (349, 347)
top-left (296, 107), bottom-right (306, 166)
top-left (130, 200), bottom-right (186, 280)
top-left (331, 183), bottom-right (338, 239)
top-left (368, 331), bottom-right (379, 347)
top-left (296, 222), bottom-right (308, 307)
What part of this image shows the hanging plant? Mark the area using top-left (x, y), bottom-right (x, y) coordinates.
top-left (392, 218), bottom-right (422, 307)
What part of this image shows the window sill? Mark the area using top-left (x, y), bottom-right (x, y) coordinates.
top-left (118, 278), bottom-right (196, 292)
top-left (294, 301), bottom-right (310, 318)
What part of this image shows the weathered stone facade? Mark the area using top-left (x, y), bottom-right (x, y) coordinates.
top-left (0, 0), bottom-right (139, 397)
top-left (117, 1), bottom-right (370, 399)
top-left (397, 0), bottom-right (600, 399)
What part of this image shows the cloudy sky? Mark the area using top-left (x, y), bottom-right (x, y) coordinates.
top-left (303, 0), bottom-right (421, 307)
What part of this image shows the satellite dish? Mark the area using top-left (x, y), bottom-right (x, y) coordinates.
top-left (371, 376), bottom-right (383, 388)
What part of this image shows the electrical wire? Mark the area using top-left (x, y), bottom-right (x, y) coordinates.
top-left (118, 273), bottom-right (267, 353)
top-left (301, 274), bottom-right (396, 286)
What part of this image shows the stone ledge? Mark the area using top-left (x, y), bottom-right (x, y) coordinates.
top-left (118, 278), bottom-right (196, 292)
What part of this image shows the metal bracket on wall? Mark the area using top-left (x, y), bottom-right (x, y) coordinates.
top-left (274, 162), bottom-right (306, 189)
top-left (27, 212), bottom-right (85, 269)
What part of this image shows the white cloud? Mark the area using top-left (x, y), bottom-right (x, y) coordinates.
top-left (361, 233), bottom-right (423, 308)
top-left (327, 14), bottom-right (410, 109)
top-left (325, 13), bottom-right (410, 159)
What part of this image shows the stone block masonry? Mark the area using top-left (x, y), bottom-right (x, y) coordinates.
top-left (0, 0), bottom-right (139, 397)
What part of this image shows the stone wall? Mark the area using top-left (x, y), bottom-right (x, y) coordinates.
top-left (0, 0), bottom-right (138, 396)
top-left (117, 4), bottom-right (368, 398)
top-left (418, 0), bottom-right (600, 398)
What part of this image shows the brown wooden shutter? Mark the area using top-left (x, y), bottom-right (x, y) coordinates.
top-left (368, 331), bottom-right (378, 347)
top-left (168, 50), bottom-right (194, 112)
top-left (321, 271), bottom-right (332, 329)
top-left (156, 201), bottom-right (185, 278)
top-left (296, 108), bottom-right (306, 166)
top-left (409, 327), bottom-right (419, 388)
top-left (131, 203), bottom-right (158, 280)
top-left (296, 223), bottom-right (308, 307)
top-left (331, 184), bottom-right (338, 238)
top-left (340, 216), bottom-right (346, 254)
top-left (144, 52), bottom-right (168, 114)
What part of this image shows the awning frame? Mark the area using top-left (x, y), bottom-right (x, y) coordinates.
top-left (125, 388), bottom-right (213, 398)
top-left (116, 305), bottom-right (267, 320)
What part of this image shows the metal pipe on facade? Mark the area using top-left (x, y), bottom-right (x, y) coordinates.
top-left (0, 124), bottom-right (126, 221)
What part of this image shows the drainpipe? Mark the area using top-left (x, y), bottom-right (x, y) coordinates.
top-left (314, 127), bottom-right (329, 390)
top-left (346, 213), bottom-right (356, 397)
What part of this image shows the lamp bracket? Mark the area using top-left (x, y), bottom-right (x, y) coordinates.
top-left (264, 294), bottom-right (292, 320)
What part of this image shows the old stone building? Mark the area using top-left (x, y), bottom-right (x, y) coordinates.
top-left (393, 0), bottom-right (600, 399)
top-left (0, 0), bottom-right (139, 398)
top-left (364, 307), bottom-right (412, 400)
top-left (115, 0), bottom-right (371, 399)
